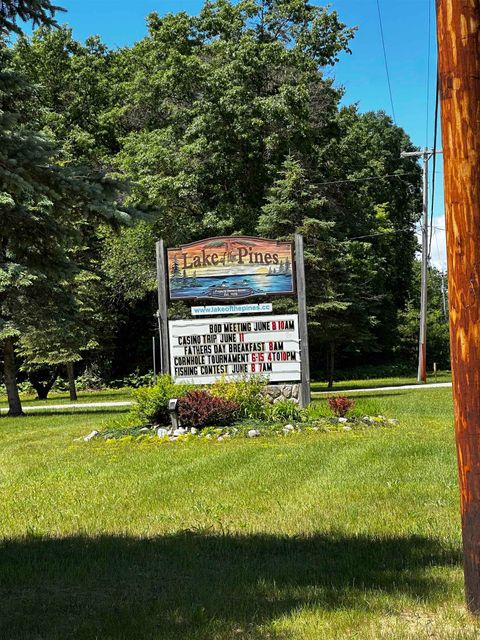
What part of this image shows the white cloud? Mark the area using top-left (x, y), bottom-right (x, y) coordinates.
top-left (416, 215), bottom-right (447, 271)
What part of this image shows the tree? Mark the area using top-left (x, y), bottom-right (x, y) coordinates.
top-left (0, 39), bottom-right (133, 415)
top-left (0, 0), bottom-right (62, 34)
top-left (10, 0), bottom-right (423, 380)
top-left (396, 261), bottom-right (450, 371)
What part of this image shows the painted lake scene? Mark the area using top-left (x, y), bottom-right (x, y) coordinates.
top-left (167, 236), bottom-right (294, 300)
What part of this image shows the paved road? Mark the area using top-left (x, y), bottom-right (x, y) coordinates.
top-left (0, 382), bottom-right (452, 413)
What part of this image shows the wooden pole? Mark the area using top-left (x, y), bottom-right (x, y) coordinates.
top-left (437, 0), bottom-right (480, 613)
top-left (155, 240), bottom-right (170, 375)
top-left (418, 149), bottom-right (429, 383)
top-left (294, 233), bottom-right (311, 407)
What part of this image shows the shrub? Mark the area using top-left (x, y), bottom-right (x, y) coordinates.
top-left (327, 395), bottom-right (355, 417)
top-left (132, 375), bottom-right (192, 425)
top-left (178, 390), bottom-right (239, 429)
top-left (75, 365), bottom-right (105, 391)
top-left (210, 375), bottom-right (268, 419)
top-left (266, 399), bottom-right (304, 422)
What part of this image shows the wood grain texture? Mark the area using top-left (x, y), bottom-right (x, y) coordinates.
top-left (437, 0), bottom-right (480, 613)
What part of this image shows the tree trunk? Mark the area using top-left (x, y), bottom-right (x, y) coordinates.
top-left (66, 362), bottom-right (77, 401)
top-left (34, 384), bottom-right (49, 400)
top-left (29, 367), bottom-right (58, 400)
top-left (327, 342), bottom-right (335, 390)
top-left (3, 338), bottom-right (23, 416)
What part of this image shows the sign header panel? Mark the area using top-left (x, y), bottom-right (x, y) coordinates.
top-left (167, 236), bottom-right (294, 301)
top-left (169, 314), bottom-right (301, 384)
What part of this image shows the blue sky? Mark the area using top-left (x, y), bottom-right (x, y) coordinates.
top-left (39, 0), bottom-right (447, 267)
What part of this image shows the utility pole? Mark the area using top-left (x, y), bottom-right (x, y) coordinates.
top-left (401, 148), bottom-right (441, 382)
top-left (437, 0), bottom-right (480, 613)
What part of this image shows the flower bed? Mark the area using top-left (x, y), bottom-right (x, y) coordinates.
top-left (84, 415), bottom-right (399, 445)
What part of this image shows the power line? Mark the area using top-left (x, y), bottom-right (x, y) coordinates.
top-left (428, 72), bottom-right (440, 260)
top-left (376, 0), bottom-right (397, 123)
top-left (316, 171), bottom-right (417, 187)
top-left (425, 0), bottom-right (432, 146)
top-left (348, 228), bottom-right (412, 241)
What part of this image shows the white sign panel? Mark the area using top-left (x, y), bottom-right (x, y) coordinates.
top-left (191, 303), bottom-right (272, 316)
top-left (169, 314), bottom-right (301, 384)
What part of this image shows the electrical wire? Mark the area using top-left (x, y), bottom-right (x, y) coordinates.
top-left (427, 71), bottom-right (440, 260)
top-left (348, 228), bottom-right (412, 241)
top-left (376, 0), bottom-right (397, 123)
top-left (425, 0), bottom-right (432, 147)
top-left (316, 172), bottom-right (417, 187)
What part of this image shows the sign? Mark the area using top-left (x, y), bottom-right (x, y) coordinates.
top-left (168, 236), bottom-right (294, 301)
top-left (191, 303), bottom-right (272, 316)
top-left (169, 314), bottom-right (301, 384)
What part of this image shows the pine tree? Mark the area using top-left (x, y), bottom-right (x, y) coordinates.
top-left (1, 37), bottom-right (133, 415)
top-left (0, 0), bottom-right (62, 34)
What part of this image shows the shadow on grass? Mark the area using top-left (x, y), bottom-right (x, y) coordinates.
top-left (0, 532), bottom-right (461, 640)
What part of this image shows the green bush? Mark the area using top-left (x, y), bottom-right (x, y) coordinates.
top-left (266, 399), bottom-right (305, 423)
top-left (210, 375), bottom-right (268, 419)
top-left (131, 375), bottom-right (193, 425)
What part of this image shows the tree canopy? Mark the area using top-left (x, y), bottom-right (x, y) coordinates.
top-left (2, 0), bottom-right (430, 407)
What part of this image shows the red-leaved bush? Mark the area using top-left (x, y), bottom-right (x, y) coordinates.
top-left (327, 396), bottom-right (355, 418)
top-left (178, 390), bottom-right (239, 429)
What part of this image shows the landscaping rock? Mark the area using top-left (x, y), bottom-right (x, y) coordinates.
top-left (173, 427), bottom-right (186, 436)
top-left (247, 429), bottom-right (260, 438)
top-left (338, 417), bottom-right (348, 423)
top-left (282, 385), bottom-right (292, 399)
top-left (83, 430), bottom-right (99, 442)
top-left (157, 428), bottom-right (169, 438)
top-left (291, 384), bottom-right (299, 399)
top-left (265, 385), bottom-right (281, 400)
top-left (139, 427), bottom-right (150, 433)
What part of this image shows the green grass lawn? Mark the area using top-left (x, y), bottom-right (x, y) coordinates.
top-left (0, 387), bottom-right (133, 409)
top-left (311, 371), bottom-right (452, 393)
top-left (0, 387), bottom-right (477, 639)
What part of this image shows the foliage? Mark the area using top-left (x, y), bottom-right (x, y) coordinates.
top-left (265, 399), bottom-right (304, 422)
top-left (396, 261), bottom-right (450, 369)
top-left (131, 375), bottom-right (192, 425)
top-left (210, 375), bottom-right (268, 419)
top-left (1, 3), bottom-right (136, 415)
top-left (177, 389), bottom-right (239, 429)
top-left (0, 0), bottom-right (62, 34)
top-left (327, 395), bottom-right (355, 417)
top-left (7, 0), bottom-right (424, 385)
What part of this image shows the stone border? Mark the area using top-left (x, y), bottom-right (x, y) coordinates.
top-left (264, 384), bottom-right (300, 404)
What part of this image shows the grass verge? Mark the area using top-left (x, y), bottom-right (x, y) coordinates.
top-left (0, 387), bottom-right (476, 639)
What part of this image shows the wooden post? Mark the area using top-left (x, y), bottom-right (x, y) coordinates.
top-left (152, 336), bottom-right (157, 384)
top-left (155, 240), bottom-right (170, 375)
top-left (437, 0), bottom-right (480, 613)
top-left (295, 233), bottom-right (311, 407)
